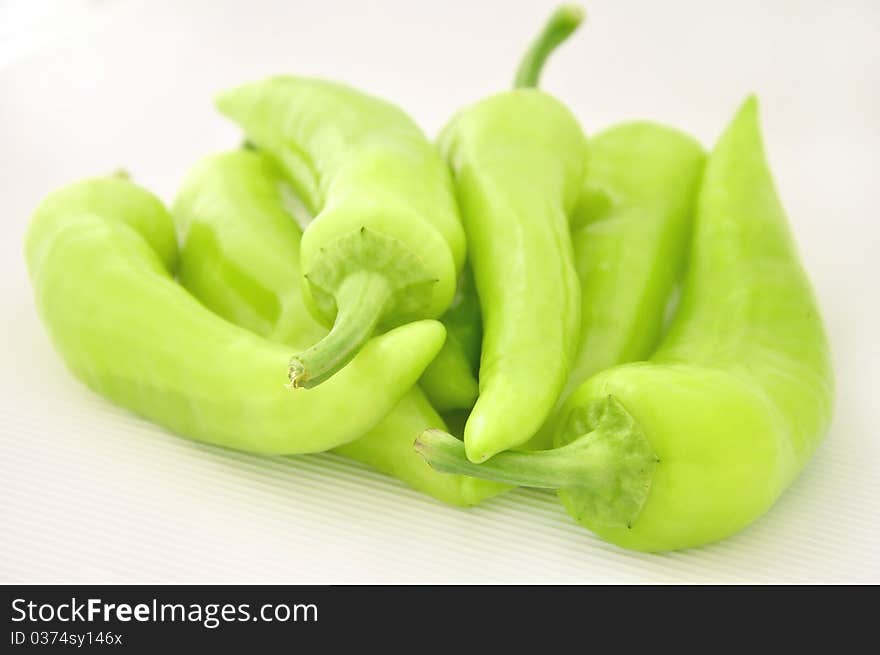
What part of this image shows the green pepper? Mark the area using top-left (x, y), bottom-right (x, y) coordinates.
top-left (173, 150), bottom-right (508, 505)
top-left (512, 5), bottom-right (707, 450)
top-left (25, 176), bottom-right (445, 455)
top-left (439, 9), bottom-right (588, 463)
top-left (417, 97), bottom-right (834, 551)
top-left (215, 77), bottom-right (465, 389)
top-left (526, 123), bottom-right (705, 449)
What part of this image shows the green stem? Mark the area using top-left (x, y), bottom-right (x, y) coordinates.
top-left (514, 4), bottom-right (585, 88)
top-left (415, 428), bottom-right (616, 489)
top-left (414, 396), bottom-right (660, 528)
top-left (289, 271), bottom-right (391, 389)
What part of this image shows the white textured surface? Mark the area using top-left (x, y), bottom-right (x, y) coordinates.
top-left (2, 0), bottom-right (879, 583)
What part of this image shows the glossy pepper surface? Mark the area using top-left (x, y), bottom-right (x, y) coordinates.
top-left (216, 77), bottom-right (465, 389)
top-left (439, 12), bottom-right (587, 463)
top-left (418, 266), bottom-right (482, 412)
top-left (26, 176), bottom-right (445, 455)
top-left (418, 98), bottom-right (834, 551)
top-left (173, 150), bottom-right (508, 505)
top-left (528, 122), bottom-right (705, 449)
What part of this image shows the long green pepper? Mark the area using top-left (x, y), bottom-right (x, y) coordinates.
top-left (527, 123), bottom-right (705, 449)
top-left (417, 98), bottom-right (834, 551)
top-left (439, 8), bottom-right (587, 463)
top-left (26, 177), bottom-right (445, 455)
top-left (513, 7), bottom-right (706, 449)
top-left (216, 78), bottom-right (465, 389)
top-left (173, 150), bottom-right (509, 505)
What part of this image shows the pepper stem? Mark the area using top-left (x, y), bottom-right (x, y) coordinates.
top-left (415, 396), bottom-right (660, 528)
top-left (514, 4), bottom-right (585, 88)
top-left (289, 271), bottom-right (391, 389)
top-left (415, 429), bottom-right (618, 489)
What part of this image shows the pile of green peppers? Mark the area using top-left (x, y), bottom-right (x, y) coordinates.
top-left (24, 6), bottom-right (833, 552)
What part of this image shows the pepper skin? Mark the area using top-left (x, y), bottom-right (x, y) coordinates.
top-left (439, 27), bottom-right (587, 463)
top-left (418, 266), bottom-right (482, 412)
top-left (173, 151), bottom-right (508, 505)
top-left (527, 122), bottom-right (705, 449)
top-left (417, 98), bottom-right (834, 551)
top-left (175, 152), bottom-right (326, 349)
top-left (26, 176), bottom-right (445, 455)
top-left (216, 77), bottom-right (465, 389)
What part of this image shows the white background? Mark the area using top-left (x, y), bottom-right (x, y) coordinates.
top-left (2, 0), bottom-right (878, 583)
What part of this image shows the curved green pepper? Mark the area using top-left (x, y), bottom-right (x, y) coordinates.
top-left (439, 16), bottom-right (587, 463)
top-left (526, 122), bottom-right (705, 449)
top-left (26, 176), bottom-right (445, 455)
top-left (216, 77), bottom-right (465, 389)
top-left (513, 6), bottom-right (706, 450)
top-left (173, 150), bottom-right (508, 505)
top-left (417, 97), bottom-right (834, 551)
